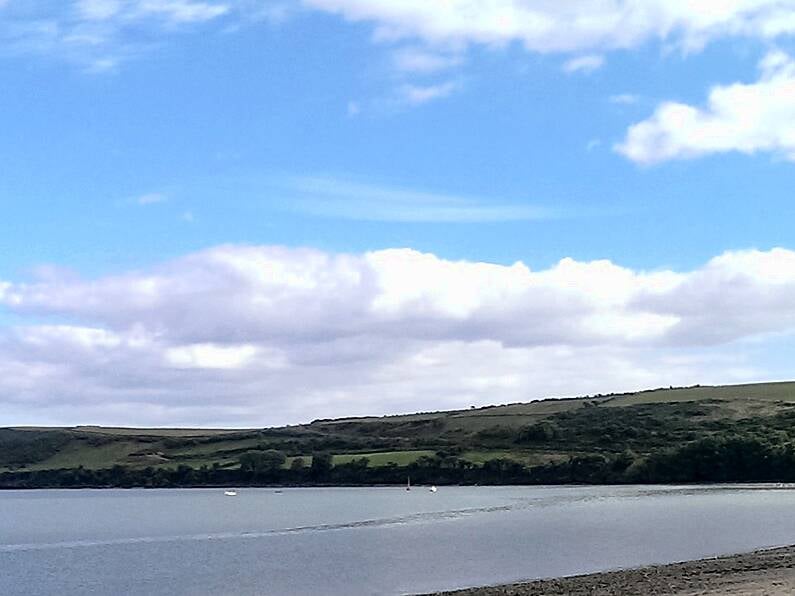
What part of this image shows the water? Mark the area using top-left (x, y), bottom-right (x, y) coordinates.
top-left (2, 485), bottom-right (795, 595)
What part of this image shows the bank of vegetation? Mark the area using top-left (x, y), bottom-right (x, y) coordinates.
top-left (4, 381), bottom-right (795, 489)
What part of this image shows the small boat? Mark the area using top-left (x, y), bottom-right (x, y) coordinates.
top-left (224, 490), bottom-right (238, 496)
top-left (429, 485), bottom-right (437, 493)
top-left (406, 476), bottom-right (411, 491)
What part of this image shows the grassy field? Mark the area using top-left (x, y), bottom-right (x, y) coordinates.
top-left (22, 441), bottom-right (144, 471)
top-left (333, 450), bottom-right (436, 467)
top-left (167, 437), bottom-right (264, 458)
top-left (604, 381), bottom-right (795, 407)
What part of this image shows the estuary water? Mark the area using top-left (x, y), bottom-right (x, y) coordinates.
top-left (3, 485), bottom-right (795, 595)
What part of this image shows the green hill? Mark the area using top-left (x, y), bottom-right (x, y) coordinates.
top-left (4, 381), bottom-right (795, 487)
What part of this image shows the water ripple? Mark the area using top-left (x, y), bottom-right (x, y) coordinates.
top-left (0, 503), bottom-right (519, 552)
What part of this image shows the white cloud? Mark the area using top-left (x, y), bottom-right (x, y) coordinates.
top-left (563, 54), bottom-right (604, 74)
top-left (165, 343), bottom-right (265, 369)
top-left (2, 245), bottom-right (795, 426)
top-left (634, 247), bottom-right (795, 343)
top-left (75, 0), bottom-right (229, 23)
top-left (392, 47), bottom-right (462, 74)
top-left (8, 0), bottom-right (795, 74)
top-left (400, 80), bottom-right (460, 105)
top-left (617, 50), bottom-right (795, 163)
top-left (17, 325), bottom-right (124, 350)
top-left (134, 0), bottom-right (229, 23)
top-left (76, 0), bottom-right (123, 21)
top-left (1, 0), bottom-right (230, 69)
top-left (298, 0), bottom-right (795, 107)
top-left (301, 0), bottom-right (795, 53)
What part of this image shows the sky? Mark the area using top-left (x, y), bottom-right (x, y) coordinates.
top-left (2, 1), bottom-right (795, 427)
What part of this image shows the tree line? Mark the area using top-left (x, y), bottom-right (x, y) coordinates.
top-left (5, 434), bottom-right (795, 489)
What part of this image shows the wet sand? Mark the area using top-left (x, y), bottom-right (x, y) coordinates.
top-left (431, 545), bottom-right (795, 595)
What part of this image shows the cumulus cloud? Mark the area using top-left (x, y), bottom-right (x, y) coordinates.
top-left (165, 342), bottom-right (269, 369)
top-left (1, 245), bottom-right (795, 426)
top-left (617, 50), bottom-right (795, 163)
top-left (562, 54), bottom-right (604, 74)
top-left (634, 248), bottom-right (795, 343)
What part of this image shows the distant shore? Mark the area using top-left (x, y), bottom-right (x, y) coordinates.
top-left (430, 545), bottom-right (795, 595)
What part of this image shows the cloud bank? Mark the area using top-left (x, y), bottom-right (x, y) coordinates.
top-left (5, 1), bottom-right (795, 72)
top-left (2, 245), bottom-right (794, 426)
top-left (302, 0), bottom-right (795, 53)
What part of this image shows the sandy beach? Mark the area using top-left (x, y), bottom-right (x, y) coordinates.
top-left (431, 545), bottom-right (795, 595)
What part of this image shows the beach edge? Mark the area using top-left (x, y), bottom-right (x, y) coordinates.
top-left (427, 544), bottom-right (795, 595)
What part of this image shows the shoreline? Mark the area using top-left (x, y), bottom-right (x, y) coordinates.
top-left (430, 545), bottom-right (795, 595)
top-left (3, 481), bottom-right (794, 490)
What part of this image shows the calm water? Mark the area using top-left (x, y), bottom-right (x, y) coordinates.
top-left (2, 485), bottom-right (795, 595)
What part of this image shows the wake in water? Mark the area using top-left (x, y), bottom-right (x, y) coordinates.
top-left (0, 503), bottom-right (520, 552)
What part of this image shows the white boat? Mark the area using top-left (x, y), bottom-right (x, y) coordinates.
top-left (406, 476), bottom-right (411, 491)
top-left (429, 485), bottom-right (437, 493)
top-left (224, 490), bottom-right (238, 496)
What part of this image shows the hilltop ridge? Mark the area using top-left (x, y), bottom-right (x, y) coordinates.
top-left (3, 380), bottom-right (795, 488)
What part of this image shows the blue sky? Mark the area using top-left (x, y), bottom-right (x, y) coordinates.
top-left (2, 1), bottom-right (795, 426)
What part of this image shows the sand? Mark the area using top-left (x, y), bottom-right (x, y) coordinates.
top-left (429, 545), bottom-right (795, 595)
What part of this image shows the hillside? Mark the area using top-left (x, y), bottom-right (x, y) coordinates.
top-left (4, 380), bottom-right (795, 488)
